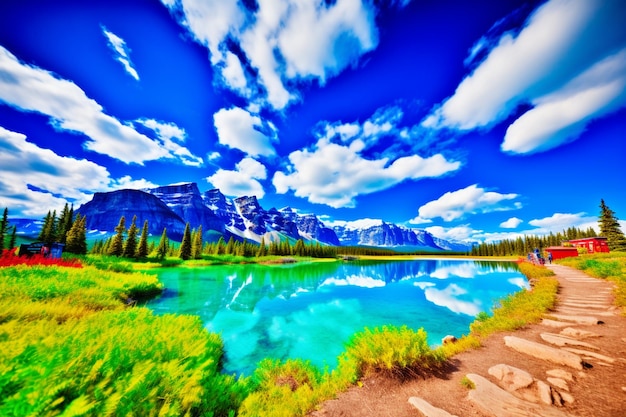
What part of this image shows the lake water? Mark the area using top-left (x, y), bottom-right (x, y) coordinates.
top-left (145, 259), bottom-right (527, 375)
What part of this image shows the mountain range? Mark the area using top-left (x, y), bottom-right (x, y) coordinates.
top-left (47, 182), bottom-right (470, 251)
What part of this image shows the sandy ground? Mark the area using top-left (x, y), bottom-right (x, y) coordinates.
top-left (309, 264), bottom-right (626, 417)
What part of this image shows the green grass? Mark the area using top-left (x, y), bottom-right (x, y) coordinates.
top-left (0, 265), bottom-right (249, 417)
top-left (557, 252), bottom-right (626, 312)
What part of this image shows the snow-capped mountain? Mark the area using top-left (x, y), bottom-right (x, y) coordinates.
top-left (45, 182), bottom-right (470, 251)
top-left (332, 219), bottom-right (444, 250)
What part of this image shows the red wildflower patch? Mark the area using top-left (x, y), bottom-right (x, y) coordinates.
top-left (0, 249), bottom-right (82, 268)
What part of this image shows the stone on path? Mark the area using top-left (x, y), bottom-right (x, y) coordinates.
top-left (561, 347), bottom-right (616, 364)
top-left (546, 377), bottom-right (569, 392)
top-left (536, 380), bottom-right (553, 405)
top-left (504, 336), bottom-right (584, 370)
top-left (466, 374), bottom-right (574, 417)
top-left (408, 397), bottom-right (459, 417)
top-left (559, 327), bottom-right (600, 339)
top-left (546, 369), bottom-right (574, 382)
top-left (541, 319), bottom-right (570, 328)
top-left (540, 333), bottom-right (600, 350)
top-left (548, 314), bottom-right (600, 325)
top-left (488, 364), bottom-right (534, 392)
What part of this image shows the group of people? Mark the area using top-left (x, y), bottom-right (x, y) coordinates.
top-left (527, 249), bottom-right (553, 265)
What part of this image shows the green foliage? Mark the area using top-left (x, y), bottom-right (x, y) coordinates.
top-left (599, 199), bottom-right (626, 251)
top-left (155, 228), bottom-right (169, 260)
top-left (39, 210), bottom-right (58, 245)
top-left (122, 215), bottom-right (139, 258)
top-left (191, 225), bottom-right (203, 259)
top-left (65, 214), bottom-right (87, 255)
top-left (460, 376), bottom-right (475, 389)
top-left (108, 216), bottom-right (125, 257)
top-left (470, 226), bottom-right (598, 257)
top-left (0, 265), bottom-right (248, 417)
top-left (179, 223), bottom-right (192, 260)
top-left (0, 207), bottom-right (8, 250)
top-left (344, 325), bottom-right (446, 378)
top-left (136, 220), bottom-right (149, 259)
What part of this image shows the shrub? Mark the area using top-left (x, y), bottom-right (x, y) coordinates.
top-left (0, 309), bottom-right (249, 417)
top-left (344, 325), bottom-right (446, 378)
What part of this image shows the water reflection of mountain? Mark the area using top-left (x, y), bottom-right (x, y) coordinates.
top-left (149, 259), bottom-right (523, 321)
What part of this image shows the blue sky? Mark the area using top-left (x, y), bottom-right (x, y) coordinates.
top-left (0, 0), bottom-right (624, 243)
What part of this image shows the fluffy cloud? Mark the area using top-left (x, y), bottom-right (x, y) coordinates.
top-left (528, 212), bottom-right (597, 233)
top-left (425, 225), bottom-right (477, 242)
top-left (213, 107), bottom-right (277, 156)
top-left (410, 184), bottom-right (521, 224)
top-left (502, 49), bottom-right (626, 154)
top-left (101, 26), bottom-right (140, 81)
top-left (162, 0), bottom-right (379, 110)
top-left (422, 0), bottom-right (626, 154)
top-left (206, 157), bottom-right (267, 198)
top-left (0, 126), bottom-right (156, 217)
top-left (273, 136), bottom-right (460, 208)
top-left (0, 46), bottom-right (198, 166)
top-left (135, 119), bottom-right (203, 167)
top-left (500, 217), bottom-right (523, 229)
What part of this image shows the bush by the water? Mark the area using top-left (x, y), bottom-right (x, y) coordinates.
top-left (0, 265), bottom-right (249, 417)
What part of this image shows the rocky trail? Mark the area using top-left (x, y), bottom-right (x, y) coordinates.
top-left (311, 264), bottom-right (626, 417)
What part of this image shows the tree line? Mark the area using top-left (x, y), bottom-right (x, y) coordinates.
top-left (89, 215), bottom-right (339, 260)
top-left (469, 226), bottom-right (598, 257)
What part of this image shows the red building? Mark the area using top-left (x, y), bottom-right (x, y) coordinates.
top-left (544, 246), bottom-right (579, 260)
top-left (568, 237), bottom-right (610, 254)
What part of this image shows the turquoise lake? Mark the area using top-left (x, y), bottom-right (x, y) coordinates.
top-left (145, 259), bottom-right (527, 375)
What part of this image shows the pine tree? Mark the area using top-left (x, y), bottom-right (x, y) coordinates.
top-left (66, 214), bottom-right (87, 254)
top-left (179, 223), bottom-right (192, 260)
top-left (57, 203), bottom-right (73, 244)
top-left (39, 210), bottom-right (58, 244)
top-left (599, 199), bottom-right (626, 251)
top-left (257, 237), bottom-right (267, 257)
top-left (216, 237), bottom-right (225, 255)
top-left (136, 220), bottom-right (149, 259)
top-left (108, 216), bottom-right (126, 256)
top-left (225, 237), bottom-right (235, 255)
top-left (156, 228), bottom-right (169, 260)
top-left (0, 207), bottom-right (7, 251)
top-left (8, 225), bottom-right (17, 249)
top-left (123, 215), bottom-right (139, 258)
top-left (191, 225), bottom-right (203, 259)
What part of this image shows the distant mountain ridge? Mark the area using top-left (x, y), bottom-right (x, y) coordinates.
top-left (70, 182), bottom-right (470, 251)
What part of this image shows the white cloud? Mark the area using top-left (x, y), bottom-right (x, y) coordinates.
top-left (213, 107), bottom-right (277, 156)
top-left (410, 184), bottom-right (521, 223)
top-left (273, 136), bottom-right (460, 208)
top-left (101, 26), bottom-right (140, 81)
top-left (500, 217), bottom-right (523, 229)
top-left (528, 212), bottom-right (597, 233)
top-left (0, 126), bottom-right (156, 217)
top-left (135, 118), bottom-right (203, 167)
top-left (423, 284), bottom-right (482, 316)
top-left (502, 48), bottom-right (626, 154)
top-left (221, 51), bottom-right (248, 94)
top-left (423, 0), bottom-right (626, 154)
top-left (0, 46), bottom-right (199, 166)
top-left (206, 157), bottom-right (267, 198)
top-left (425, 225), bottom-right (477, 242)
top-left (163, 0), bottom-right (380, 110)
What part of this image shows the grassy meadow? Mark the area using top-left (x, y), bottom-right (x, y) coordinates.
top-left (4, 252), bottom-right (608, 417)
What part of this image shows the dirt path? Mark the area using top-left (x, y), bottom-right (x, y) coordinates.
top-left (310, 264), bottom-right (626, 417)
